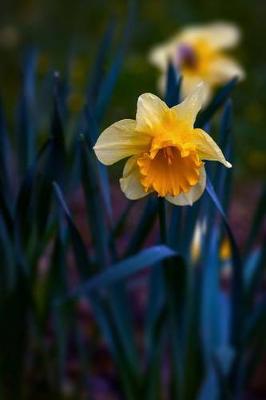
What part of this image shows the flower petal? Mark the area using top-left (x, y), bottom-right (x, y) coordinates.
top-left (171, 82), bottom-right (207, 127)
top-left (181, 76), bottom-right (212, 105)
top-left (136, 93), bottom-right (169, 132)
top-left (119, 156), bottom-right (149, 200)
top-left (179, 22), bottom-right (241, 50)
top-left (208, 57), bottom-right (245, 83)
top-left (94, 119), bottom-right (150, 165)
top-left (148, 42), bottom-right (173, 71)
top-left (166, 166), bottom-right (206, 206)
top-left (193, 128), bottom-right (232, 167)
top-left (199, 22), bottom-right (241, 49)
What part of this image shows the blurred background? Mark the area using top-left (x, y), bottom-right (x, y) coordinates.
top-left (1, 0), bottom-right (265, 179)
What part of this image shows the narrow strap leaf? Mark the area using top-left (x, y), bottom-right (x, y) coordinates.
top-left (58, 245), bottom-right (177, 302)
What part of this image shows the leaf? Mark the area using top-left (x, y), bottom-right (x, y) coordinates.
top-left (206, 177), bottom-right (243, 349)
top-left (14, 165), bottom-right (36, 268)
top-left (53, 182), bottom-right (93, 278)
top-left (112, 200), bottom-right (135, 237)
top-left (0, 102), bottom-right (12, 200)
top-left (195, 78), bottom-right (238, 128)
top-left (0, 188), bottom-right (13, 239)
top-left (16, 47), bottom-right (37, 173)
top-left (181, 266), bottom-right (205, 400)
top-left (58, 245), bottom-right (177, 301)
top-left (214, 100), bottom-right (234, 212)
top-left (200, 226), bottom-right (221, 363)
top-left (42, 72), bottom-right (66, 184)
top-left (95, 0), bottom-right (136, 121)
top-left (125, 196), bottom-right (158, 256)
top-left (0, 215), bottom-right (16, 292)
top-left (86, 19), bottom-right (116, 103)
top-left (168, 203), bottom-right (182, 251)
top-left (164, 63), bottom-right (182, 107)
top-left (79, 135), bottom-right (109, 268)
top-left (83, 107), bottom-right (113, 222)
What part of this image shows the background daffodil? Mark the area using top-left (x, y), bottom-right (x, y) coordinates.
top-left (94, 84), bottom-right (231, 206)
top-left (149, 22), bottom-right (245, 102)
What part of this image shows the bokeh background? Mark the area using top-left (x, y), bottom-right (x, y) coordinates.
top-left (1, 0), bottom-right (266, 179)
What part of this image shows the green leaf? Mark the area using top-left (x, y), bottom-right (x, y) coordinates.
top-left (95, 0), bottom-right (135, 121)
top-left (206, 178), bottom-right (243, 349)
top-left (195, 78), bottom-right (238, 128)
top-left (86, 19), bottom-right (116, 103)
top-left (165, 63), bottom-right (182, 107)
top-left (125, 196), bottom-right (158, 256)
top-left (83, 107), bottom-right (113, 222)
top-left (53, 182), bottom-right (93, 278)
top-left (214, 100), bottom-right (234, 212)
top-left (79, 135), bottom-right (109, 268)
top-left (0, 102), bottom-right (12, 203)
top-left (53, 182), bottom-right (140, 392)
top-left (16, 48), bottom-right (37, 174)
top-left (59, 245), bottom-right (177, 301)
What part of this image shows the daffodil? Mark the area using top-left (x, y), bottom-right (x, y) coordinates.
top-left (93, 84), bottom-right (231, 206)
top-left (149, 22), bottom-right (245, 102)
top-left (220, 237), bottom-right (232, 261)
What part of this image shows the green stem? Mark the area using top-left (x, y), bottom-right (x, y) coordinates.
top-left (158, 197), bottom-right (167, 245)
top-left (158, 197), bottom-right (181, 399)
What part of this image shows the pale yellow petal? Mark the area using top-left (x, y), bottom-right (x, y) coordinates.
top-left (179, 22), bottom-right (241, 49)
top-left (208, 57), bottom-right (245, 84)
top-left (199, 22), bottom-right (241, 49)
top-left (119, 156), bottom-right (148, 200)
top-left (166, 166), bottom-right (206, 206)
top-left (181, 77), bottom-right (212, 105)
top-left (148, 42), bottom-right (173, 71)
top-left (193, 128), bottom-right (232, 167)
top-left (171, 82), bottom-right (207, 127)
top-left (93, 119), bottom-right (150, 165)
top-left (136, 93), bottom-right (169, 132)
top-left (157, 73), bottom-right (167, 96)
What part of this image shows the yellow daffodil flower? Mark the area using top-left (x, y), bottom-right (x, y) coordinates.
top-left (220, 237), bottom-right (232, 261)
top-left (149, 22), bottom-right (245, 102)
top-left (93, 84), bottom-right (231, 206)
top-left (191, 219), bottom-right (206, 262)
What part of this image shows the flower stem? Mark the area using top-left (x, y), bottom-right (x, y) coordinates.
top-left (157, 197), bottom-right (180, 399)
top-left (158, 197), bottom-right (167, 245)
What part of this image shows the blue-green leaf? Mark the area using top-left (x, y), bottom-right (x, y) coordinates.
top-left (195, 78), bottom-right (238, 128)
top-left (165, 63), bottom-right (182, 107)
top-left (60, 245), bottom-right (176, 301)
top-left (206, 177), bottom-right (243, 349)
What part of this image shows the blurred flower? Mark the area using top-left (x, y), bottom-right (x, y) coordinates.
top-left (94, 84), bottom-right (231, 206)
top-left (149, 22), bottom-right (245, 102)
top-left (220, 237), bottom-right (232, 261)
top-left (191, 219), bottom-right (206, 262)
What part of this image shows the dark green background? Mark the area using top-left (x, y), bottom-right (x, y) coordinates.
top-left (1, 0), bottom-right (265, 178)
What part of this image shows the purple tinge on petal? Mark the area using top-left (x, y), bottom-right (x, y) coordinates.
top-left (176, 43), bottom-right (198, 69)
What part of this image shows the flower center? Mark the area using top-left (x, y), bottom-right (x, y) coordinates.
top-left (137, 146), bottom-right (202, 197)
top-left (176, 44), bottom-right (198, 70)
